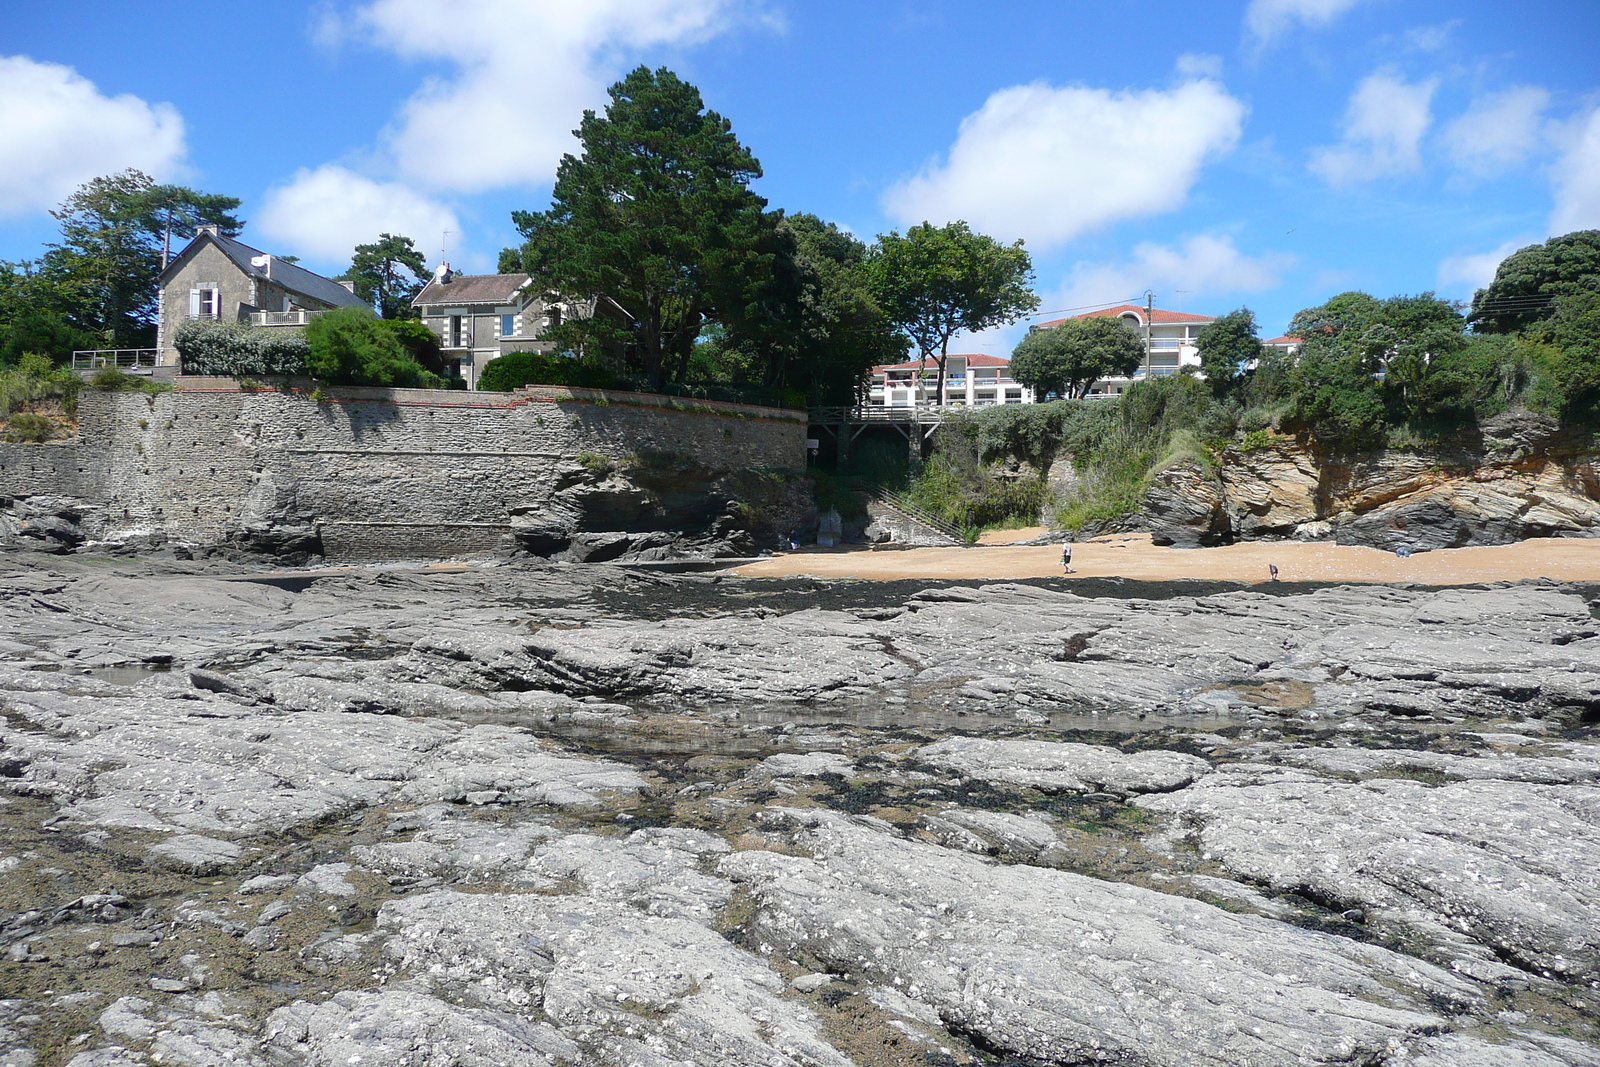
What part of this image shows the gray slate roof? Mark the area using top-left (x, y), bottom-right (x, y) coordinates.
top-left (159, 232), bottom-right (368, 310)
top-left (413, 273), bottom-right (531, 308)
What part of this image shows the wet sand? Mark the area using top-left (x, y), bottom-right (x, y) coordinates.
top-left (732, 530), bottom-right (1600, 585)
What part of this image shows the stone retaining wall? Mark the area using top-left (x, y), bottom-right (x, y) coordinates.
top-left (3, 379), bottom-right (805, 560)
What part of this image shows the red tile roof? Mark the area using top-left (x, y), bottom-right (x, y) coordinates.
top-left (1034, 304), bottom-right (1215, 329)
top-left (1263, 335), bottom-right (1301, 345)
top-left (871, 353), bottom-right (1012, 373)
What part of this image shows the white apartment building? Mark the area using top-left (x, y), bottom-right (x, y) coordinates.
top-left (866, 353), bottom-right (1035, 408)
top-left (1031, 304), bottom-right (1215, 398)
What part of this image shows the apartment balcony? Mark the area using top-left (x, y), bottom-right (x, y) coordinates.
top-left (247, 310), bottom-right (324, 327)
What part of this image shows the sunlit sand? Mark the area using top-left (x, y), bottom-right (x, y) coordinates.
top-left (733, 530), bottom-right (1600, 585)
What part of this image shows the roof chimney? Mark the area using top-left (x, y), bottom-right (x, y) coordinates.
top-left (337, 279), bottom-right (357, 294)
top-left (196, 224), bottom-right (220, 237)
top-left (434, 262), bottom-right (454, 285)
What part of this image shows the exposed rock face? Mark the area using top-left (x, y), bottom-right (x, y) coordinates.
top-left (1, 559), bottom-right (1598, 1065)
top-left (509, 458), bottom-right (797, 561)
top-left (1135, 413), bottom-right (1600, 549)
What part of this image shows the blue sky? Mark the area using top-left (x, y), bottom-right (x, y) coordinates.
top-left (2, 0), bottom-right (1597, 350)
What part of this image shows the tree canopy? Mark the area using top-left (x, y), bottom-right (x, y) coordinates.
top-left (1194, 308), bottom-right (1263, 398)
top-left (1470, 231), bottom-right (1600, 334)
top-left (698, 213), bottom-right (907, 403)
top-left (1009, 318), bottom-right (1143, 399)
top-left (0, 170), bottom-right (242, 358)
top-left (341, 234), bottom-right (429, 320)
top-left (501, 66), bottom-right (771, 389)
top-left (869, 221), bottom-right (1037, 404)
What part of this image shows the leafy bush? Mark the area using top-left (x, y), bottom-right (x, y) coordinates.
top-left (85, 367), bottom-right (173, 404)
top-left (305, 307), bottom-right (442, 388)
top-left (175, 320), bottom-right (310, 376)
top-left (2, 412), bottom-right (57, 442)
top-left (1, 352), bottom-right (80, 415)
top-left (478, 351), bottom-right (618, 392)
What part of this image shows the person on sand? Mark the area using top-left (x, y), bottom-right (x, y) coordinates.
top-left (1269, 563), bottom-right (1279, 582)
top-left (1062, 543), bottom-right (1074, 573)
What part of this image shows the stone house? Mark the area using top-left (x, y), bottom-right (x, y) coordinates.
top-left (867, 353), bottom-right (1035, 409)
top-left (410, 267), bottom-right (577, 388)
top-left (155, 227), bottom-right (368, 365)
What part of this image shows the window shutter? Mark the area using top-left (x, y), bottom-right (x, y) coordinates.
top-left (189, 289), bottom-right (200, 317)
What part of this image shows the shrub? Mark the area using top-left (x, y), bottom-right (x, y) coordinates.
top-left (2, 412), bottom-right (57, 442)
top-left (1, 353), bottom-right (80, 415)
top-left (478, 351), bottom-right (618, 392)
top-left (176, 320), bottom-right (311, 376)
top-left (305, 307), bottom-right (442, 388)
top-left (89, 367), bottom-right (171, 396)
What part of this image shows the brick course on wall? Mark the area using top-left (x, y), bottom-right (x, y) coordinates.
top-left (2, 380), bottom-right (805, 560)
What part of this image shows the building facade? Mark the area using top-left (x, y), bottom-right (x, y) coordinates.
top-left (410, 267), bottom-right (577, 389)
top-left (155, 228), bottom-right (368, 364)
top-left (1028, 305), bottom-right (1215, 398)
top-left (866, 353), bottom-right (1035, 408)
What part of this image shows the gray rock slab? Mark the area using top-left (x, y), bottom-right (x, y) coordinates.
top-left (377, 889), bottom-right (852, 1067)
top-left (1137, 764), bottom-right (1600, 983)
top-left (916, 737), bottom-right (1210, 797)
top-left (265, 989), bottom-right (578, 1067)
top-left (723, 807), bottom-right (1500, 1067)
top-left (145, 835), bottom-right (242, 874)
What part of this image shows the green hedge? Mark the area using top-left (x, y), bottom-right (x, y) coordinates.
top-left (175, 320), bottom-right (309, 376)
top-left (478, 352), bottom-right (618, 391)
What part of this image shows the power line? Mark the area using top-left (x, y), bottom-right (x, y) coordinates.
top-left (1024, 296), bottom-right (1147, 320)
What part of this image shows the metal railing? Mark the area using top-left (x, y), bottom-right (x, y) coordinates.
top-left (71, 349), bottom-right (164, 371)
top-left (867, 486), bottom-right (967, 544)
top-left (248, 310), bottom-right (323, 327)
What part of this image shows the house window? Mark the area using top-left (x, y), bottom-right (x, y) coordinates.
top-left (449, 316), bottom-right (463, 348)
top-left (547, 305), bottom-right (562, 330)
top-left (501, 314), bottom-right (516, 337)
top-left (190, 287), bottom-right (220, 320)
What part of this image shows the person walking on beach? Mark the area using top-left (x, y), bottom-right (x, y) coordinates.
top-left (1062, 543), bottom-right (1074, 573)
top-left (1268, 563), bottom-right (1279, 582)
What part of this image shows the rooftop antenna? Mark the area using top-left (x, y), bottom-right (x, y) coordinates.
top-left (1174, 290), bottom-right (1192, 312)
top-left (440, 230), bottom-right (452, 265)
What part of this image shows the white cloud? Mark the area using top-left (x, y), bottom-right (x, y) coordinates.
top-left (1550, 106), bottom-right (1600, 235)
top-left (256, 165), bottom-right (460, 266)
top-left (1442, 86), bottom-right (1551, 177)
top-left (882, 79), bottom-right (1245, 252)
top-left (1437, 237), bottom-right (1534, 293)
top-left (1175, 53), bottom-right (1224, 79)
top-left (1245, 0), bottom-right (1367, 43)
top-left (1047, 234), bottom-right (1294, 317)
top-left (1309, 70), bottom-right (1437, 186)
top-left (333, 0), bottom-right (745, 194)
top-left (0, 55), bottom-right (186, 219)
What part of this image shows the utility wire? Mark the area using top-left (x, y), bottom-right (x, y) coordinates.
top-left (1023, 297), bottom-right (1148, 320)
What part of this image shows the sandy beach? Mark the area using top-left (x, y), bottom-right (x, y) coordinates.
top-left (732, 529), bottom-right (1600, 585)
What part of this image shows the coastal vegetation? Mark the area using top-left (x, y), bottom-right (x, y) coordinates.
top-left (883, 229), bottom-right (1600, 536)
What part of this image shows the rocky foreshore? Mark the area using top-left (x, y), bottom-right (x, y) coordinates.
top-left (1, 554), bottom-right (1598, 1066)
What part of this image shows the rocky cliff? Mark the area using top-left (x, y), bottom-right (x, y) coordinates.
top-left (1131, 411), bottom-right (1600, 549)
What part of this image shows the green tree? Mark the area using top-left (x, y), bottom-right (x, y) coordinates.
top-left (869, 221), bottom-right (1038, 404)
top-left (1194, 307), bottom-right (1263, 398)
top-left (1009, 317), bottom-right (1142, 399)
top-left (1470, 231), bottom-right (1600, 334)
top-left (704, 213), bottom-right (907, 403)
top-left (341, 234), bottom-right (430, 319)
top-left (501, 66), bottom-right (770, 389)
top-left (304, 307), bottom-right (441, 388)
top-left (21, 170), bottom-right (242, 349)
